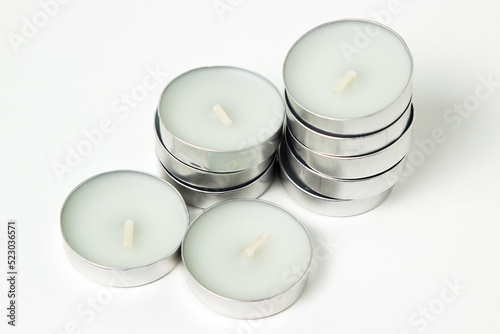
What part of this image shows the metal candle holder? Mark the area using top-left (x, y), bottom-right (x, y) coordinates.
top-left (155, 66), bottom-right (284, 208)
top-left (280, 19), bottom-right (414, 215)
top-left (60, 170), bottom-right (189, 287)
top-left (286, 108), bottom-right (414, 179)
top-left (181, 199), bottom-right (312, 319)
top-left (155, 114), bottom-right (273, 190)
top-left (278, 149), bottom-right (393, 217)
top-left (158, 158), bottom-right (276, 209)
top-left (157, 66), bottom-right (285, 173)
top-left (285, 94), bottom-right (413, 157)
top-left (283, 19), bottom-right (414, 136)
top-left (283, 142), bottom-right (406, 199)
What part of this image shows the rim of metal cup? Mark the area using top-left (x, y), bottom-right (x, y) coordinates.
top-left (60, 170), bottom-right (189, 287)
top-left (158, 157), bottom-right (276, 209)
top-left (287, 107), bottom-right (413, 179)
top-left (154, 113), bottom-right (274, 189)
top-left (278, 153), bottom-right (393, 216)
top-left (283, 19), bottom-right (414, 135)
top-left (181, 199), bottom-right (312, 319)
top-left (157, 66), bottom-right (285, 172)
top-left (283, 142), bottom-right (406, 199)
top-left (286, 94), bottom-right (413, 156)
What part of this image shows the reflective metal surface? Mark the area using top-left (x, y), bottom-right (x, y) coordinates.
top-left (181, 199), bottom-right (311, 319)
top-left (286, 97), bottom-right (413, 157)
top-left (278, 152), bottom-right (393, 217)
top-left (155, 113), bottom-right (274, 189)
top-left (283, 143), bottom-right (406, 199)
top-left (63, 242), bottom-right (181, 287)
top-left (283, 19), bottom-right (413, 136)
top-left (287, 109), bottom-right (413, 179)
top-left (158, 157), bottom-right (276, 209)
top-left (157, 66), bottom-right (285, 172)
top-left (60, 170), bottom-right (189, 287)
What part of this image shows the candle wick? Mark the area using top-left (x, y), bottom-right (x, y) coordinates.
top-left (123, 219), bottom-right (134, 249)
top-left (333, 70), bottom-right (357, 93)
top-left (212, 104), bottom-right (233, 127)
top-left (243, 233), bottom-right (269, 258)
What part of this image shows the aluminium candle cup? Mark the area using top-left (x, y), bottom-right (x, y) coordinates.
top-left (60, 170), bottom-right (189, 287)
top-left (278, 149), bottom-right (393, 217)
top-left (181, 199), bottom-right (312, 319)
top-left (157, 66), bottom-right (285, 173)
top-left (154, 113), bottom-right (274, 189)
top-left (283, 19), bottom-right (413, 136)
top-left (286, 93), bottom-right (413, 156)
top-left (287, 106), bottom-right (413, 179)
top-left (158, 157), bottom-right (276, 209)
top-left (283, 142), bottom-right (406, 199)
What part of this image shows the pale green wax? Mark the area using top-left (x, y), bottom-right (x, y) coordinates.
top-left (61, 171), bottom-right (188, 269)
top-left (284, 20), bottom-right (412, 119)
top-left (183, 200), bottom-right (312, 301)
top-left (159, 67), bottom-right (284, 151)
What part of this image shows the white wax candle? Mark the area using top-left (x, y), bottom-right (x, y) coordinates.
top-left (159, 67), bottom-right (284, 151)
top-left (61, 171), bottom-right (188, 269)
top-left (284, 20), bottom-right (412, 119)
top-left (182, 200), bottom-right (312, 301)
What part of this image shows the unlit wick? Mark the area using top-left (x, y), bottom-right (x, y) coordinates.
top-left (212, 104), bottom-right (233, 126)
top-left (123, 219), bottom-right (134, 248)
top-left (243, 233), bottom-right (269, 258)
top-left (333, 70), bottom-right (357, 93)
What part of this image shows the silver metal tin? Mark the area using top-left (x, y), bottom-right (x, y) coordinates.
top-left (184, 268), bottom-right (308, 318)
top-left (279, 153), bottom-right (393, 216)
top-left (155, 113), bottom-right (274, 189)
top-left (158, 157), bottom-right (276, 209)
top-left (63, 242), bottom-right (181, 287)
top-left (157, 66), bottom-right (285, 172)
top-left (181, 199), bottom-right (312, 319)
top-left (286, 95), bottom-right (413, 156)
top-left (283, 19), bottom-right (413, 136)
top-left (287, 108), bottom-right (413, 179)
top-left (60, 170), bottom-right (189, 287)
top-left (283, 142), bottom-right (406, 199)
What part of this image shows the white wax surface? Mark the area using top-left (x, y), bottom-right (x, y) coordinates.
top-left (159, 67), bottom-right (284, 151)
top-left (284, 20), bottom-right (412, 119)
top-left (61, 171), bottom-right (188, 269)
top-left (183, 200), bottom-right (312, 301)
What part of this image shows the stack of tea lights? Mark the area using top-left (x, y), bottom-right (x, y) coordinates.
top-left (279, 19), bottom-right (414, 216)
top-left (60, 18), bottom-right (418, 321)
top-left (154, 66), bottom-right (285, 209)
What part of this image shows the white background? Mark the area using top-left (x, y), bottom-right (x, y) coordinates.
top-left (1, 0), bottom-right (499, 333)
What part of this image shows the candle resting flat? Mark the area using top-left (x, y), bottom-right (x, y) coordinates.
top-left (60, 170), bottom-right (189, 287)
top-left (158, 157), bottom-right (276, 209)
top-left (155, 113), bottom-right (274, 190)
top-left (286, 81), bottom-right (412, 136)
top-left (157, 66), bottom-right (285, 173)
top-left (283, 143), bottom-right (406, 199)
top-left (279, 153), bottom-right (393, 217)
top-left (283, 19), bottom-right (414, 136)
top-left (181, 199), bottom-right (312, 319)
top-left (286, 94), bottom-right (413, 157)
top-left (280, 19), bottom-right (414, 215)
top-left (286, 107), bottom-right (413, 179)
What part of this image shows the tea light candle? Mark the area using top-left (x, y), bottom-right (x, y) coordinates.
top-left (159, 67), bottom-right (284, 151)
top-left (182, 199), bottom-right (312, 319)
top-left (61, 170), bottom-right (189, 287)
top-left (283, 19), bottom-right (413, 134)
top-left (157, 66), bottom-right (285, 172)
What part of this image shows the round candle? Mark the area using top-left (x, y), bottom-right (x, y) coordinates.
top-left (284, 19), bottom-right (412, 119)
top-left (158, 66), bottom-right (285, 151)
top-left (182, 199), bottom-right (312, 317)
top-left (61, 170), bottom-right (189, 285)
